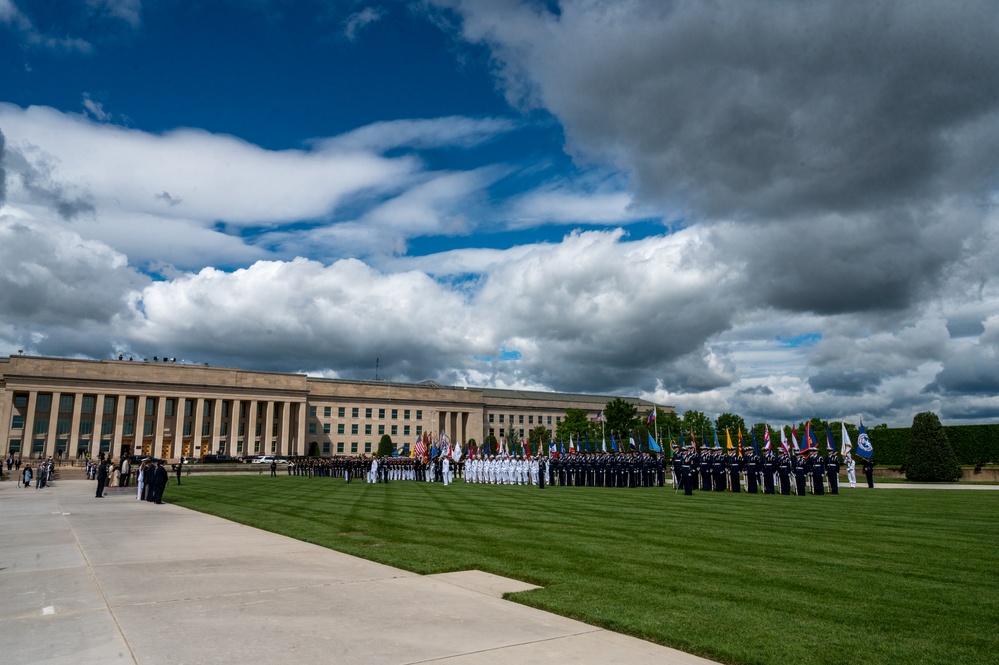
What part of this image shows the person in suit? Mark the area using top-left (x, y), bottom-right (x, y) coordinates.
top-left (95, 460), bottom-right (108, 498)
top-left (144, 462), bottom-right (157, 501)
top-left (152, 461), bottom-right (169, 503)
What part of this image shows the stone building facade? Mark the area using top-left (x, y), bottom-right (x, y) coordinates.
top-left (0, 356), bottom-right (668, 460)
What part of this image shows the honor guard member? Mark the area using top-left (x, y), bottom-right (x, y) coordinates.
top-left (671, 448), bottom-right (681, 487)
top-left (726, 449), bottom-right (741, 493)
top-left (762, 449), bottom-right (777, 494)
top-left (709, 448), bottom-right (723, 491)
top-left (680, 446), bottom-right (694, 495)
top-left (863, 458), bottom-right (875, 488)
top-left (699, 448), bottom-right (712, 491)
top-left (810, 450), bottom-right (825, 495)
top-left (776, 451), bottom-right (792, 495)
top-left (792, 451), bottom-right (808, 496)
top-left (825, 450), bottom-right (840, 494)
top-left (743, 448), bottom-right (760, 493)
top-left (845, 453), bottom-right (857, 487)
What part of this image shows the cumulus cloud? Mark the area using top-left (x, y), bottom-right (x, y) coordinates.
top-left (343, 6), bottom-right (385, 42)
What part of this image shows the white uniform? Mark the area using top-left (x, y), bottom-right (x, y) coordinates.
top-left (846, 455), bottom-right (856, 487)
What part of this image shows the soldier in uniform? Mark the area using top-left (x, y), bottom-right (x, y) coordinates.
top-left (810, 450), bottom-right (825, 495)
top-left (792, 451), bottom-right (808, 496)
top-left (699, 449), bottom-right (712, 491)
top-left (711, 448), bottom-right (725, 491)
top-left (726, 450), bottom-right (741, 493)
top-left (777, 451), bottom-right (792, 495)
top-left (744, 448), bottom-right (760, 493)
top-left (863, 458), bottom-right (875, 488)
top-left (762, 449), bottom-right (777, 494)
top-left (681, 446), bottom-right (694, 495)
top-left (825, 450), bottom-right (840, 494)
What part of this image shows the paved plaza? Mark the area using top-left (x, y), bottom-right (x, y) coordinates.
top-left (1, 478), bottom-right (716, 664)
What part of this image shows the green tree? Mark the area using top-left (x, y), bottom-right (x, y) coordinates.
top-left (377, 434), bottom-right (394, 458)
top-left (906, 412), bottom-right (962, 482)
top-left (529, 425), bottom-right (550, 455)
top-left (483, 434), bottom-right (497, 456)
top-left (604, 397), bottom-right (638, 439)
top-left (715, 413), bottom-right (746, 437)
top-left (556, 408), bottom-right (593, 444)
top-left (660, 410), bottom-right (682, 440)
top-left (681, 410), bottom-right (712, 444)
top-left (307, 441), bottom-right (320, 457)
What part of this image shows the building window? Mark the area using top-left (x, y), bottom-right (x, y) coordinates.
top-left (254, 441), bottom-right (261, 453)
top-left (34, 420), bottom-right (48, 434)
top-left (101, 420), bottom-right (114, 435)
top-left (404, 409), bottom-right (410, 420)
top-left (500, 428), bottom-right (505, 437)
top-left (14, 394), bottom-right (28, 408)
top-left (365, 424), bottom-right (372, 435)
top-left (520, 429), bottom-right (525, 438)
top-left (352, 407), bottom-right (359, 418)
top-left (239, 423), bottom-right (245, 436)
top-left (220, 423), bottom-right (228, 436)
top-left (391, 409), bottom-right (398, 419)
top-left (36, 394), bottom-right (52, 412)
top-left (364, 442), bottom-right (371, 453)
top-left (11, 414), bottom-right (24, 430)
top-left (416, 425), bottom-right (422, 436)
top-left (310, 406), bottom-right (317, 417)
top-left (203, 401), bottom-right (210, 417)
top-left (379, 408), bottom-right (385, 419)
top-left (81, 395), bottom-right (95, 413)
top-left (256, 423), bottom-right (262, 436)
top-left (221, 401), bottom-right (229, 418)
top-left (59, 395), bottom-right (74, 412)
top-left (391, 425), bottom-right (397, 436)
top-left (351, 424), bottom-right (358, 435)
top-left (489, 428), bottom-right (495, 437)
top-left (79, 420), bottom-right (92, 435)
top-left (499, 414), bottom-right (504, 423)
top-left (323, 406), bottom-right (331, 417)
top-left (365, 407), bottom-right (372, 418)
top-left (556, 416), bottom-right (561, 423)
top-left (183, 422), bottom-right (191, 436)
top-left (309, 423), bottom-right (317, 435)
top-left (337, 424), bottom-right (345, 435)
top-left (322, 442), bottom-right (331, 455)
top-left (202, 422), bottom-right (211, 436)
top-left (378, 424), bottom-right (385, 435)
top-left (124, 397), bottom-right (136, 416)
top-left (324, 424), bottom-right (331, 435)
top-left (57, 418), bottom-right (71, 435)
top-left (489, 414), bottom-right (494, 423)
top-left (528, 415), bottom-right (534, 424)
top-left (404, 425), bottom-right (410, 436)
top-left (519, 415), bottom-right (524, 424)
top-left (547, 416), bottom-right (552, 425)
top-left (350, 442), bottom-right (358, 454)
top-left (337, 442), bottom-right (344, 454)
top-left (123, 420), bottom-right (134, 436)
top-left (416, 410), bottom-right (423, 420)
top-left (186, 401), bottom-right (194, 417)
top-left (338, 407), bottom-right (345, 418)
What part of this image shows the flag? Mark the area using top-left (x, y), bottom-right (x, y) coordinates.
top-left (611, 433), bottom-right (618, 452)
top-left (678, 429), bottom-right (685, 451)
top-left (825, 422), bottom-right (836, 455)
top-left (840, 421), bottom-right (853, 456)
top-left (647, 408), bottom-right (657, 425)
top-left (451, 440), bottom-right (462, 462)
top-left (751, 428), bottom-right (759, 454)
top-left (725, 428), bottom-right (734, 452)
top-left (602, 435), bottom-right (607, 453)
top-left (856, 420), bottom-right (874, 460)
top-left (412, 436), bottom-right (423, 459)
top-left (763, 425), bottom-right (772, 453)
top-left (738, 427), bottom-right (745, 455)
top-left (595, 410), bottom-right (603, 422)
top-left (629, 434), bottom-right (637, 452)
top-left (712, 427), bottom-right (721, 450)
top-left (690, 428), bottom-right (698, 450)
top-left (804, 422), bottom-right (818, 451)
top-left (790, 426), bottom-right (800, 452)
top-left (569, 434), bottom-right (575, 453)
top-left (647, 432), bottom-right (662, 452)
top-left (585, 432), bottom-right (591, 454)
top-left (779, 426), bottom-right (790, 455)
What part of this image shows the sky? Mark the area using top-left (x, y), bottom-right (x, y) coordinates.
top-left (1, 0), bottom-right (998, 428)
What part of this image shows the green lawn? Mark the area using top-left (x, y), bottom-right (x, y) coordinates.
top-left (169, 477), bottom-right (999, 665)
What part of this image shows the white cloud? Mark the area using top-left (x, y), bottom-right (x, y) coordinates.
top-left (343, 6), bottom-right (385, 42)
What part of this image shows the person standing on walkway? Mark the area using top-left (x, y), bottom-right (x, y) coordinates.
top-left (144, 462), bottom-right (156, 502)
top-left (153, 461), bottom-right (169, 503)
top-left (136, 460), bottom-right (147, 499)
top-left (270, 460), bottom-right (277, 477)
top-left (21, 464), bottom-right (32, 489)
top-left (95, 460), bottom-right (108, 498)
top-left (863, 458), bottom-right (875, 488)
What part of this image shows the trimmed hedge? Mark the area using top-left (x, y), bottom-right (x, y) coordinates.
top-left (860, 423), bottom-right (999, 466)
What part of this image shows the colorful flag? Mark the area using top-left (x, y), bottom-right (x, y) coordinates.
top-left (738, 427), bottom-right (745, 454)
top-left (825, 422), bottom-right (836, 455)
top-left (725, 428), bottom-right (734, 452)
top-left (611, 433), bottom-right (618, 452)
top-left (790, 426), bottom-right (800, 452)
top-left (647, 432), bottom-right (662, 452)
top-left (763, 425), bottom-right (772, 453)
top-left (840, 421), bottom-right (853, 456)
top-left (412, 436), bottom-right (423, 459)
top-left (451, 440), bottom-right (462, 462)
top-left (629, 434), bottom-right (638, 452)
top-left (647, 408), bottom-right (657, 425)
top-left (856, 420), bottom-right (874, 460)
top-left (712, 427), bottom-right (721, 450)
top-left (804, 422), bottom-right (818, 451)
top-left (602, 436), bottom-right (607, 453)
top-left (780, 426), bottom-right (790, 455)
top-left (751, 428), bottom-right (759, 454)
top-left (595, 410), bottom-right (603, 422)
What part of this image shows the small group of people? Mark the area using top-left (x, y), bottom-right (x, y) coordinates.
top-left (16, 457), bottom-right (54, 489)
top-left (674, 445), bottom-right (875, 496)
top-left (92, 457), bottom-right (168, 503)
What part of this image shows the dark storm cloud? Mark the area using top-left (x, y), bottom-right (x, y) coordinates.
top-left (440, 0), bottom-right (999, 316)
top-left (809, 369), bottom-right (887, 395)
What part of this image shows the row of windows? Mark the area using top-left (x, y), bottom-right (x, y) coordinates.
top-left (488, 413), bottom-right (561, 425)
top-left (308, 441), bottom-right (372, 455)
top-left (10, 394), bottom-right (302, 420)
top-left (308, 406), bottom-right (424, 421)
top-left (308, 423), bottom-right (423, 438)
top-left (490, 428), bottom-right (527, 439)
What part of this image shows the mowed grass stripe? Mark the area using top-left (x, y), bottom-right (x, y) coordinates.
top-left (170, 477), bottom-right (999, 665)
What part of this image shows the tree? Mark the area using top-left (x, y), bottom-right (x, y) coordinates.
top-left (715, 413), bottom-right (746, 437)
top-left (307, 441), bottom-right (320, 457)
top-left (660, 410), bottom-right (682, 440)
top-left (681, 410), bottom-right (712, 444)
top-left (377, 434), bottom-right (394, 458)
top-left (483, 434), bottom-right (497, 456)
top-left (906, 412), bottom-right (962, 482)
top-left (604, 397), bottom-right (638, 439)
top-left (529, 426), bottom-right (550, 455)
top-left (556, 408), bottom-right (593, 445)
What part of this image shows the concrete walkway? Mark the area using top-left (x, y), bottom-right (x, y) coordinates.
top-left (0, 480), bottom-right (715, 665)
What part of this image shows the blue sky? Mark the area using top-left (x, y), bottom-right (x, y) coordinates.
top-left (2, 0), bottom-right (998, 427)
